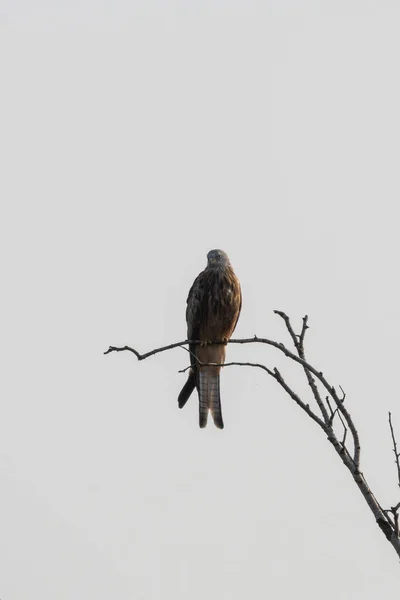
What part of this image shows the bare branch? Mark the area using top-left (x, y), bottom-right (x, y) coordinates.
top-left (106, 333), bottom-right (359, 459)
top-left (329, 387), bottom-right (361, 469)
top-left (272, 367), bottom-right (327, 430)
top-left (271, 315), bottom-right (354, 454)
top-left (106, 333), bottom-right (362, 466)
top-left (104, 340), bottom-right (192, 360)
top-left (299, 314), bottom-right (309, 348)
top-left (274, 310), bottom-right (300, 351)
top-left (275, 311), bottom-right (330, 427)
top-left (388, 412), bottom-right (400, 490)
top-left (337, 408), bottom-right (348, 448)
top-left (394, 512), bottom-right (399, 539)
top-left (326, 397), bottom-right (347, 446)
top-left (326, 397), bottom-right (337, 423)
top-left (179, 360), bottom-right (275, 376)
top-left (105, 336), bottom-right (335, 397)
top-left (105, 312), bottom-right (400, 557)
top-left (339, 385), bottom-right (346, 403)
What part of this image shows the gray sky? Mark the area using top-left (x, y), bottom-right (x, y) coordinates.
top-left (2, 1), bottom-right (400, 598)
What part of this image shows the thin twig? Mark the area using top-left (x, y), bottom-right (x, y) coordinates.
top-left (330, 385), bottom-right (361, 468)
top-left (299, 315), bottom-right (309, 348)
top-left (326, 397), bottom-right (338, 426)
top-left (274, 310), bottom-right (300, 351)
top-left (386, 411), bottom-right (400, 539)
top-left (104, 340), bottom-right (191, 360)
top-left (337, 410), bottom-right (348, 448)
top-left (339, 385), bottom-right (346, 403)
top-left (388, 412), bottom-right (400, 490)
top-left (326, 397), bottom-right (347, 446)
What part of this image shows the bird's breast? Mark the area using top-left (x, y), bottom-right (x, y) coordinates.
top-left (199, 270), bottom-right (241, 340)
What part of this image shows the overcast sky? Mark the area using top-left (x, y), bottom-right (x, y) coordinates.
top-left (2, 1), bottom-right (400, 598)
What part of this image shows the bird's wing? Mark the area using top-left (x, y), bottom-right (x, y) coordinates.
top-left (186, 270), bottom-right (208, 362)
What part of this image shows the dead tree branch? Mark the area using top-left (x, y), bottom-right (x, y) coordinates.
top-left (389, 412), bottom-right (400, 491)
top-left (387, 412), bottom-right (400, 538)
top-left (105, 312), bottom-right (400, 559)
top-left (104, 340), bottom-right (191, 360)
top-left (274, 311), bottom-right (330, 427)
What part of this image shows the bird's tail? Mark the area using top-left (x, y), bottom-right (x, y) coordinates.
top-left (199, 369), bottom-right (224, 429)
top-left (178, 370), bottom-right (196, 408)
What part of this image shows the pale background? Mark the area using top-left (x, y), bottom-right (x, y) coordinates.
top-left (1, 1), bottom-right (400, 598)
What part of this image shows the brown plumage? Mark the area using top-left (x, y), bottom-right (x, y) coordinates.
top-left (178, 249), bottom-right (242, 429)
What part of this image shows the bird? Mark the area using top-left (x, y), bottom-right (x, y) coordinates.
top-left (178, 249), bottom-right (242, 429)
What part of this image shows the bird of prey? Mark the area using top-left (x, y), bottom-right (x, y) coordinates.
top-left (178, 249), bottom-right (242, 429)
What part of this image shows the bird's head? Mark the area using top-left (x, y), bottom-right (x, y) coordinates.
top-left (207, 249), bottom-right (231, 268)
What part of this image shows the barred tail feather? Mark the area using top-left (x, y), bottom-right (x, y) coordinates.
top-left (199, 370), bottom-right (224, 429)
top-left (199, 371), bottom-right (209, 428)
top-left (209, 375), bottom-right (224, 429)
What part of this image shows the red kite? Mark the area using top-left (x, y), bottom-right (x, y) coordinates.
top-left (178, 249), bottom-right (242, 429)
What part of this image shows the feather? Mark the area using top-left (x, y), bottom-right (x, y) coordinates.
top-left (178, 370), bottom-right (196, 408)
top-left (199, 370), bottom-right (224, 429)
